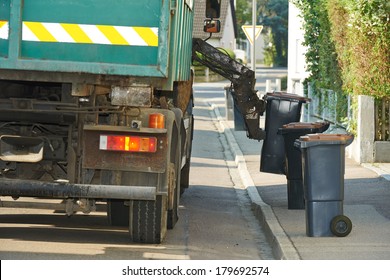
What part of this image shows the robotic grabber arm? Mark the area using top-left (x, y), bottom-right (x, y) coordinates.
top-left (192, 38), bottom-right (266, 140)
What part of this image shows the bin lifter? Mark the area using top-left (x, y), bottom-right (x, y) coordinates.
top-left (192, 38), bottom-right (266, 141)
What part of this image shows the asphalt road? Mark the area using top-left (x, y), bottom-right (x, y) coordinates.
top-left (0, 80), bottom-right (274, 260)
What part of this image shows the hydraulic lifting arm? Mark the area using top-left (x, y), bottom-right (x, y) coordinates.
top-left (192, 38), bottom-right (266, 140)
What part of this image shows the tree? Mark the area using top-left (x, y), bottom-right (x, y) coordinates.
top-left (235, 0), bottom-right (252, 41)
top-left (260, 0), bottom-right (289, 66)
top-left (294, 0), bottom-right (389, 97)
top-left (235, 0), bottom-right (288, 66)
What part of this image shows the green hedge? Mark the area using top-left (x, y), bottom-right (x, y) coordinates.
top-left (294, 0), bottom-right (390, 98)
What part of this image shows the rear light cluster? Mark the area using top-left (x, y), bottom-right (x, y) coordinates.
top-left (100, 135), bottom-right (157, 153)
top-left (98, 113), bottom-right (165, 153)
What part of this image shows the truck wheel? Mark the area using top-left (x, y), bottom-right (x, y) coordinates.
top-left (180, 102), bottom-right (194, 195)
top-left (168, 130), bottom-right (181, 229)
top-left (167, 162), bottom-right (180, 229)
top-left (107, 199), bottom-right (129, 226)
top-left (331, 215), bottom-right (352, 237)
top-left (129, 195), bottom-right (167, 244)
top-left (180, 159), bottom-right (191, 196)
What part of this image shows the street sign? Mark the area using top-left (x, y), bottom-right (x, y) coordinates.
top-left (241, 25), bottom-right (263, 45)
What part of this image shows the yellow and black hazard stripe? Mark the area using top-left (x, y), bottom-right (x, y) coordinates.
top-left (0, 20), bottom-right (8, 39)
top-left (0, 21), bottom-right (159, 47)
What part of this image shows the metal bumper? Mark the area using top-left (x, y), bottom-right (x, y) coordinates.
top-left (0, 179), bottom-right (156, 201)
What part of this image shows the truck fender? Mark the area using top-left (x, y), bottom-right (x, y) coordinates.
top-left (170, 108), bottom-right (186, 156)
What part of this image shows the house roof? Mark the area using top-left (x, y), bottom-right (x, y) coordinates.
top-left (192, 0), bottom-right (237, 39)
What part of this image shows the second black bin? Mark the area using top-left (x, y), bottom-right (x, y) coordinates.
top-left (278, 121), bottom-right (330, 209)
top-left (260, 92), bottom-right (310, 175)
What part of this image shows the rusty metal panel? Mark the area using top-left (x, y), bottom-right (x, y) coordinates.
top-left (82, 129), bottom-right (167, 173)
top-left (111, 86), bottom-right (152, 107)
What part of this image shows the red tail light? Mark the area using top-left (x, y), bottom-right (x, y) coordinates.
top-left (99, 135), bottom-right (157, 153)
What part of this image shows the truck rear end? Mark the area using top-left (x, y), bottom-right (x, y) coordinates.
top-left (0, 0), bottom-right (195, 243)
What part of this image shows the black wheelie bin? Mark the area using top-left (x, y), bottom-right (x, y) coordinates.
top-left (260, 92), bottom-right (310, 174)
top-left (278, 122), bottom-right (330, 209)
top-left (224, 86), bottom-right (246, 131)
top-left (295, 133), bottom-right (354, 237)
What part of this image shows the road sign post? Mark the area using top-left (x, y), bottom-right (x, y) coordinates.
top-left (242, 24), bottom-right (263, 73)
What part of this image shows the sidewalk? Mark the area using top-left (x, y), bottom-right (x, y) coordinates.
top-left (212, 104), bottom-right (390, 260)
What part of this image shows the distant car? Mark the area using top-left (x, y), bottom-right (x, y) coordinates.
top-left (233, 49), bottom-right (248, 65)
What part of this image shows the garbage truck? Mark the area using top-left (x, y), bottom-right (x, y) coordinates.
top-left (0, 0), bottom-right (267, 244)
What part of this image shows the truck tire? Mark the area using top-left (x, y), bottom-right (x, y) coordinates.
top-left (180, 126), bottom-right (192, 195)
top-left (167, 162), bottom-right (179, 229)
top-left (128, 129), bottom-right (179, 243)
top-left (107, 199), bottom-right (129, 226)
top-left (129, 195), bottom-right (167, 244)
top-left (180, 159), bottom-right (191, 196)
top-left (180, 98), bottom-right (194, 195)
top-left (168, 131), bottom-right (181, 229)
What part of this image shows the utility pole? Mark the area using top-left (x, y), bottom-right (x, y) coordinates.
top-left (252, 0), bottom-right (257, 74)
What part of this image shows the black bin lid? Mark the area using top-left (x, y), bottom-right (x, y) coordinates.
top-left (266, 92), bottom-right (311, 103)
top-left (278, 121), bottom-right (330, 134)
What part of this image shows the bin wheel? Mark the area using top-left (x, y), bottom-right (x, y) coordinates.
top-left (331, 215), bottom-right (352, 237)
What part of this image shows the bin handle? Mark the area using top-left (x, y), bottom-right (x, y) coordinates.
top-left (345, 134), bottom-right (354, 146)
top-left (294, 139), bottom-right (302, 150)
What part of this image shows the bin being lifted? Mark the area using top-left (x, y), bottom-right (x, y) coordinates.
top-left (260, 92), bottom-right (310, 175)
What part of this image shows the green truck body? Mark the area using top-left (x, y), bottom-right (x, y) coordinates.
top-left (0, 0), bottom-right (193, 88)
top-left (0, 0), bottom-right (196, 243)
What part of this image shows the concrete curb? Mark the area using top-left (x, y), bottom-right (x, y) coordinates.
top-left (362, 163), bottom-right (390, 181)
top-left (210, 103), bottom-right (301, 260)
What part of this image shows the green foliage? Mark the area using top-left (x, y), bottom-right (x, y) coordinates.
top-left (236, 0), bottom-right (288, 66)
top-left (281, 76), bottom-right (288, 90)
top-left (294, 0), bottom-right (390, 98)
top-left (235, 0), bottom-right (252, 40)
top-left (328, 0), bottom-right (390, 97)
top-left (292, 0), bottom-right (343, 93)
top-left (261, 0), bottom-right (289, 66)
top-left (263, 31), bottom-right (276, 66)
top-left (341, 97), bottom-right (357, 136)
